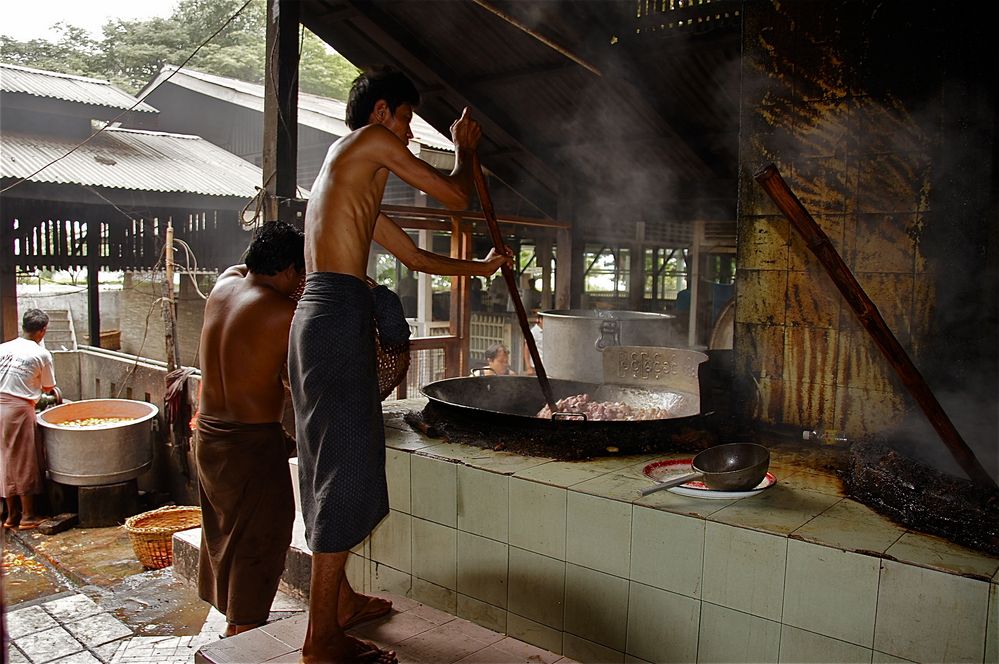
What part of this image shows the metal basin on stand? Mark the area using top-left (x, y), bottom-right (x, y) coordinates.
top-left (37, 399), bottom-right (158, 486)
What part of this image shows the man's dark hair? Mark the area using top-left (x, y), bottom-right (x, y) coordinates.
top-left (346, 66), bottom-right (420, 130)
top-left (22, 309), bottom-right (49, 333)
top-left (245, 221), bottom-right (305, 276)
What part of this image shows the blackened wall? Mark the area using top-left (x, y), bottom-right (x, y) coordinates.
top-left (736, 0), bottom-right (998, 479)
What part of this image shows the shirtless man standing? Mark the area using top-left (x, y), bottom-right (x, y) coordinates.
top-left (196, 221), bottom-right (304, 637)
top-left (289, 67), bottom-right (509, 663)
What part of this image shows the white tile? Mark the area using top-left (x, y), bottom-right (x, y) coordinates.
top-left (566, 491), bottom-right (631, 578)
top-left (563, 563), bottom-right (629, 652)
top-left (509, 477), bottom-right (566, 559)
top-left (369, 509), bottom-right (412, 572)
top-left (5, 605), bottom-right (59, 639)
top-left (698, 602), bottom-right (780, 663)
top-left (63, 613), bottom-right (133, 647)
top-left (412, 517), bottom-right (457, 590)
top-left (508, 546), bottom-right (566, 630)
top-left (702, 522), bottom-right (787, 621)
top-left (386, 448), bottom-right (412, 513)
top-left (783, 539), bottom-right (879, 647)
top-left (457, 531), bottom-right (508, 608)
top-left (49, 651), bottom-right (103, 663)
top-left (562, 633), bottom-right (624, 664)
top-left (411, 454), bottom-right (458, 527)
top-left (457, 465), bottom-right (509, 542)
top-left (779, 625), bottom-right (873, 663)
top-left (457, 593), bottom-right (507, 634)
top-left (507, 612), bottom-right (563, 655)
top-left (13, 625), bottom-right (83, 663)
top-left (625, 581), bottom-right (699, 664)
top-left (43, 594), bottom-right (104, 622)
top-left (874, 559), bottom-right (990, 663)
top-left (630, 505), bottom-right (704, 599)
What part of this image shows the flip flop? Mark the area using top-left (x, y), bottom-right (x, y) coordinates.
top-left (16, 520), bottom-right (43, 531)
top-left (342, 596), bottom-right (393, 631)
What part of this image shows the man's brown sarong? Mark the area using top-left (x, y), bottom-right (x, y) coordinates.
top-left (0, 393), bottom-right (44, 497)
top-left (196, 415), bottom-right (295, 626)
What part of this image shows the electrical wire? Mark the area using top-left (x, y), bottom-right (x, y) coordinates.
top-left (0, 0), bottom-right (255, 195)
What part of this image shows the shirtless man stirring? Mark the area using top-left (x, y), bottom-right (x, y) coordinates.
top-left (289, 67), bottom-right (508, 663)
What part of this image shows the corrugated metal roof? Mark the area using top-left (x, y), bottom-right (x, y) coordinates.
top-left (0, 63), bottom-right (158, 113)
top-left (143, 65), bottom-right (453, 151)
top-left (1, 127), bottom-right (265, 198)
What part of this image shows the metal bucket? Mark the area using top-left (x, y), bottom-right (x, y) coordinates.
top-left (37, 399), bottom-right (158, 486)
top-left (540, 309), bottom-right (676, 384)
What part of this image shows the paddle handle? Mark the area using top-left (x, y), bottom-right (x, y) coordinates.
top-left (471, 153), bottom-right (558, 414)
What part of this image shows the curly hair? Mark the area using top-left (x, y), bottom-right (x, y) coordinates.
top-left (245, 221), bottom-right (305, 276)
top-left (346, 66), bottom-right (420, 131)
top-left (22, 309), bottom-right (49, 333)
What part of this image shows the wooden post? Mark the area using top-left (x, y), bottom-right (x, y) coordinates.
top-left (0, 216), bottom-right (18, 342)
top-left (86, 219), bottom-right (101, 346)
top-left (163, 221), bottom-right (179, 372)
top-left (263, 0), bottom-right (300, 223)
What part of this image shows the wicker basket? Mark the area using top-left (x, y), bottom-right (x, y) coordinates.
top-left (375, 333), bottom-right (410, 400)
top-left (124, 505), bottom-right (202, 570)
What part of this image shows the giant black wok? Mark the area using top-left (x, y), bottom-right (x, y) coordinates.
top-left (420, 374), bottom-right (710, 434)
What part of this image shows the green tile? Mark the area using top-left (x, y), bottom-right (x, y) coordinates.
top-left (507, 612), bottom-right (563, 654)
top-left (702, 522), bottom-right (787, 621)
top-left (875, 560), bottom-right (990, 663)
top-left (566, 492), bottom-right (631, 578)
top-left (708, 484), bottom-right (840, 536)
top-left (514, 461), bottom-right (609, 488)
top-left (346, 552), bottom-right (367, 594)
top-left (384, 427), bottom-right (434, 451)
top-left (987, 583), bottom-right (998, 664)
top-left (625, 581), bottom-right (699, 664)
top-left (457, 593), bottom-right (506, 634)
top-left (779, 625), bottom-right (873, 663)
top-left (457, 531), bottom-right (508, 608)
top-left (563, 633), bottom-right (624, 664)
top-left (571, 472), bottom-right (647, 503)
top-left (790, 498), bottom-right (905, 553)
top-left (369, 509), bottom-right (412, 573)
top-left (386, 448), bottom-right (411, 514)
top-left (698, 602), bottom-right (780, 663)
top-left (564, 563), bottom-right (629, 651)
top-left (884, 532), bottom-right (999, 579)
top-left (630, 506), bottom-right (704, 599)
top-left (412, 517), bottom-right (456, 590)
top-left (411, 455), bottom-right (457, 527)
top-left (370, 561), bottom-right (412, 597)
top-left (463, 450), bottom-right (552, 475)
top-left (508, 546), bottom-right (565, 630)
top-left (457, 465), bottom-right (509, 542)
top-left (509, 477), bottom-right (566, 559)
top-left (411, 577), bottom-right (456, 615)
top-left (783, 539), bottom-right (879, 647)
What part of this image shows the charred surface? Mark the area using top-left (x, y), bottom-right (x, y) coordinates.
top-left (845, 439), bottom-right (999, 557)
top-left (405, 403), bottom-right (718, 461)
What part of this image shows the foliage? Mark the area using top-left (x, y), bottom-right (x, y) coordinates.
top-left (0, 0), bottom-right (358, 99)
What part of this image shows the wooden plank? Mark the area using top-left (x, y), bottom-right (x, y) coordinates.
top-left (263, 0), bottom-right (300, 220)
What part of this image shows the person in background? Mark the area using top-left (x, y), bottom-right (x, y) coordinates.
top-left (523, 312), bottom-right (544, 375)
top-left (196, 221), bottom-right (306, 638)
top-left (290, 66), bottom-right (510, 664)
top-left (0, 309), bottom-right (56, 531)
top-left (471, 343), bottom-right (515, 376)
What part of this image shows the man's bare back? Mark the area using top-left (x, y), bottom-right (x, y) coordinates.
top-left (199, 266), bottom-right (298, 423)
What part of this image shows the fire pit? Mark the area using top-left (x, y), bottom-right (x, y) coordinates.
top-left (37, 399), bottom-right (158, 486)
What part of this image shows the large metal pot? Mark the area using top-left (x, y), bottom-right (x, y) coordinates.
top-left (37, 399), bottom-right (158, 486)
top-left (541, 309), bottom-right (675, 383)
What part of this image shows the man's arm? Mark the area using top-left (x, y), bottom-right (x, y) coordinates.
top-left (377, 107), bottom-right (481, 210)
top-left (374, 212), bottom-right (508, 277)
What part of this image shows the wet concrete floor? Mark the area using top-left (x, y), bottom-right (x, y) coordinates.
top-left (3, 525), bottom-right (211, 637)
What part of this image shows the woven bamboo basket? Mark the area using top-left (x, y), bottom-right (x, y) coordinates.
top-left (124, 505), bottom-right (202, 569)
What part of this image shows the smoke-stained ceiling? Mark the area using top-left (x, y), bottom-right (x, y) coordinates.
top-left (299, 0), bottom-right (743, 225)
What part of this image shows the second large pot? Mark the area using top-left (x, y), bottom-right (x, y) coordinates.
top-left (541, 309), bottom-right (676, 384)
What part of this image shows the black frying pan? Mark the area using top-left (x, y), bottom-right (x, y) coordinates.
top-left (640, 443), bottom-right (770, 496)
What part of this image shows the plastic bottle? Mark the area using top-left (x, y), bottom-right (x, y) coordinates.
top-left (802, 429), bottom-right (849, 446)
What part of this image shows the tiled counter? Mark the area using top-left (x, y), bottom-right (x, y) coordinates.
top-left (291, 399), bottom-right (999, 664)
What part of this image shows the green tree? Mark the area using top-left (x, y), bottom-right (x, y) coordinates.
top-left (1, 0), bottom-right (358, 99)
